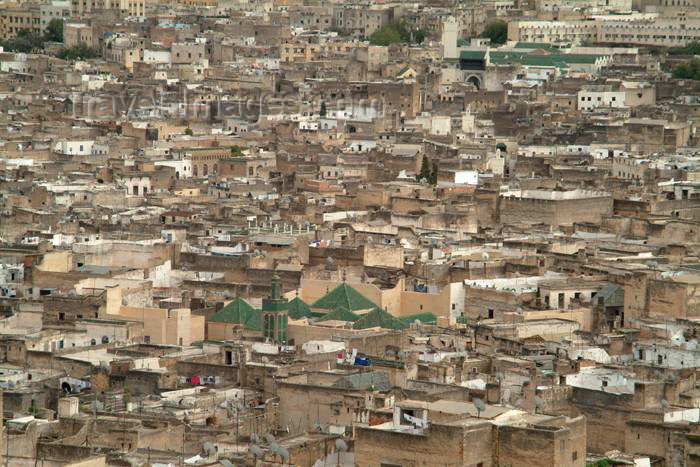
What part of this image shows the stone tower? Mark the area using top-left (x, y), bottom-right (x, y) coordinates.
top-left (262, 274), bottom-right (289, 344)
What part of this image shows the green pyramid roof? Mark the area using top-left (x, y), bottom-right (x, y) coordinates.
top-left (353, 308), bottom-right (408, 330)
top-left (398, 312), bottom-right (437, 326)
top-left (287, 297), bottom-right (312, 320)
top-left (316, 306), bottom-right (360, 323)
top-left (209, 297), bottom-right (256, 324)
top-left (311, 283), bottom-right (379, 311)
top-left (244, 309), bottom-right (262, 331)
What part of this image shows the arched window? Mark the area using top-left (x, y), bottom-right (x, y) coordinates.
top-left (101, 336), bottom-right (109, 344)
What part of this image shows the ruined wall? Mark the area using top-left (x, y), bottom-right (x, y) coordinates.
top-left (496, 416), bottom-right (586, 467)
top-left (499, 196), bottom-right (613, 226)
top-left (648, 279), bottom-right (695, 320)
top-left (363, 245), bottom-right (404, 269)
top-left (355, 422), bottom-right (492, 466)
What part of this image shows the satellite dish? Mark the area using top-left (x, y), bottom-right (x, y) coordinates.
top-left (534, 396), bottom-right (545, 412)
top-left (202, 442), bottom-right (216, 457)
top-left (473, 398), bottom-right (486, 418)
top-left (250, 445), bottom-right (264, 458)
top-left (264, 433), bottom-right (276, 445)
top-left (271, 444), bottom-right (289, 462)
top-left (335, 438), bottom-right (348, 451)
top-left (661, 399), bottom-right (670, 409)
top-left (502, 389), bottom-right (511, 403)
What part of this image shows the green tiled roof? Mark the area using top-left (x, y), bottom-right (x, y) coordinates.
top-left (316, 306), bottom-right (360, 323)
top-left (513, 42), bottom-right (557, 51)
top-left (489, 51), bottom-right (601, 70)
top-left (396, 66), bottom-right (411, 77)
top-left (287, 297), bottom-right (312, 319)
top-left (398, 312), bottom-right (437, 326)
top-left (311, 283), bottom-right (379, 311)
top-left (209, 297), bottom-right (256, 324)
top-left (459, 50), bottom-right (486, 61)
top-left (353, 308), bottom-right (408, 331)
top-left (244, 309), bottom-right (262, 331)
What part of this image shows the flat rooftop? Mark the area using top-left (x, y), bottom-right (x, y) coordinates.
top-left (501, 189), bottom-right (611, 200)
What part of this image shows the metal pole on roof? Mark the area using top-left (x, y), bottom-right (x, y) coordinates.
top-left (4, 416), bottom-right (8, 467)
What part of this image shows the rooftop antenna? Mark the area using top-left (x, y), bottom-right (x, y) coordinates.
top-left (202, 442), bottom-right (216, 459)
top-left (249, 444), bottom-right (264, 461)
top-left (271, 443), bottom-right (289, 465)
top-left (502, 388), bottom-right (512, 405)
top-left (534, 396), bottom-right (545, 414)
top-left (473, 398), bottom-right (486, 418)
top-left (334, 437), bottom-right (349, 465)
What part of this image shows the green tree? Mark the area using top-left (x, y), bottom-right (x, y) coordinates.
top-left (480, 20), bottom-right (508, 45)
top-left (673, 58), bottom-right (700, 80)
top-left (57, 43), bottom-right (100, 60)
top-left (184, 127), bottom-right (194, 136)
top-left (45, 18), bottom-right (64, 42)
top-left (417, 155), bottom-right (431, 182)
top-left (369, 21), bottom-right (427, 46)
top-left (2, 29), bottom-right (44, 53)
top-left (430, 161), bottom-right (438, 185)
top-left (320, 100), bottom-right (327, 117)
top-left (413, 29), bottom-right (427, 44)
top-left (230, 145), bottom-right (244, 156)
top-left (669, 41), bottom-right (700, 55)
top-left (370, 24), bottom-right (402, 46)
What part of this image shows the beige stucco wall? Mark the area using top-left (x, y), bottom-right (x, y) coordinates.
top-left (66, 457), bottom-right (106, 467)
top-left (524, 308), bottom-right (592, 332)
top-left (37, 250), bottom-right (73, 273)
